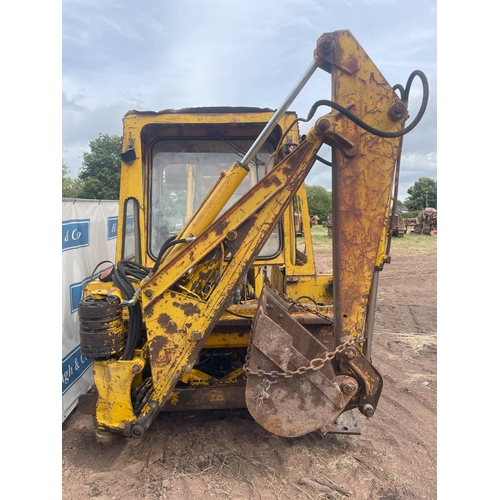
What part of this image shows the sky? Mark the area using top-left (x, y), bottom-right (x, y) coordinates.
top-left (62, 0), bottom-right (437, 201)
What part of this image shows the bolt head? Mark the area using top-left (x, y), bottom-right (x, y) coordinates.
top-left (344, 348), bottom-right (356, 360)
top-left (317, 118), bottom-right (330, 132)
top-left (341, 381), bottom-right (357, 395)
top-left (132, 426), bottom-right (143, 437)
top-left (388, 101), bottom-right (407, 121)
top-left (362, 404), bottom-right (374, 418)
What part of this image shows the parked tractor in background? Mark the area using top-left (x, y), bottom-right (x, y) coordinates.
top-left (414, 207), bottom-right (437, 235)
top-left (391, 213), bottom-right (406, 237)
top-left (323, 215), bottom-right (333, 237)
top-left (403, 217), bottom-right (418, 233)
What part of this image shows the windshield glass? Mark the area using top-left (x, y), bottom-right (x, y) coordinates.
top-left (150, 138), bottom-right (277, 258)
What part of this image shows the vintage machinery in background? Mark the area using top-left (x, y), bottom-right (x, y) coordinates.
top-left (413, 207), bottom-right (437, 235)
top-left (391, 213), bottom-right (407, 237)
top-left (77, 30), bottom-right (428, 442)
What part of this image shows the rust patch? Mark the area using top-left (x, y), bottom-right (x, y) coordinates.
top-left (149, 336), bottom-right (171, 365)
top-left (181, 302), bottom-right (201, 316)
top-left (265, 417), bottom-right (288, 436)
top-left (261, 175), bottom-right (283, 188)
top-left (344, 53), bottom-right (358, 74)
top-left (157, 313), bottom-right (178, 334)
top-left (196, 269), bottom-right (211, 282)
top-left (213, 219), bottom-right (230, 237)
top-left (285, 141), bottom-right (308, 170)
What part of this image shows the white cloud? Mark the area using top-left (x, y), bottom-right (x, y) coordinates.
top-left (62, 0), bottom-right (437, 188)
top-left (398, 151), bottom-right (437, 200)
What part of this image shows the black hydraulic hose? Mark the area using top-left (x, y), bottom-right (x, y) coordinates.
top-left (91, 260), bottom-right (114, 278)
top-left (307, 69), bottom-right (429, 139)
top-left (115, 235), bottom-right (196, 359)
top-left (112, 259), bottom-right (149, 360)
top-left (122, 262), bottom-right (149, 282)
top-left (151, 236), bottom-right (196, 275)
top-left (113, 268), bottom-right (132, 299)
top-left (315, 155), bottom-right (332, 167)
top-left (153, 235), bottom-right (176, 274)
top-left (116, 262), bottom-right (135, 299)
top-left (392, 83), bottom-right (406, 97)
top-left (122, 304), bottom-right (143, 360)
top-left (401, 70), bottom-right (428, 103)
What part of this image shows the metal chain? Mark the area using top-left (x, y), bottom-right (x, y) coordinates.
top-left (277, 292), bottom-right (335, 324)
top-left (243, 292), bottom-right (365, 378)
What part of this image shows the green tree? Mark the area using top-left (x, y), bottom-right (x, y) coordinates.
top-left (405, 177), bottom-right (437, 211)
top-left (305, 184), bottom-right (332, 222)
top-left (78, 133), bottom-right (122, 200)
top-left (62, 160), bottom-right (84, 198)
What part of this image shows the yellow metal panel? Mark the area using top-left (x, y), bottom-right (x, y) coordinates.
top-left (93, 355), bottom-right (145, 431)
top-left (284, 275), bottom-right (333, 303)
top-left (204, 332), bottom-right (250, 348)
top-left (327, 31), bottom-right (405, 347)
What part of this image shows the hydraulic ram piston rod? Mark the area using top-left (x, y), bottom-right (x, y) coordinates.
top-left (241, 59), bottom-right (320, 167)
top-left (157, 58), bottom-right (321, 264)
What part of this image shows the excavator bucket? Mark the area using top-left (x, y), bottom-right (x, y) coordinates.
top-left (245, 287), bottom-right (358, 437)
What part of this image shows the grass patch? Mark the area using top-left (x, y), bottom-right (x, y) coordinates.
top-left (293, 441), bottom-right (358, 473)
top-left (389, 231), bottom-right (437, 255)
top-left (299, 224), bottom-right (437, 257)
top-left (391, 472), bottom-right (413, 495)
top-left (296, 225), bottom-right (332, 253)
top-left (397, 333), bottom-right (437, 352)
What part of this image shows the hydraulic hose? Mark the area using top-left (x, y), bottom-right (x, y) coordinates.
top-left (306, 69), bottom-right (429, 139)
top-left (151, 236), bottom-right (196, 275)
top-left (113, 235), bottom-right (198, 360)
top-left (112, 260), bottom-right (149, 360)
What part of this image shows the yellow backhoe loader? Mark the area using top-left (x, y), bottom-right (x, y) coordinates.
top-left (77, 30), bottom-right (428, 442)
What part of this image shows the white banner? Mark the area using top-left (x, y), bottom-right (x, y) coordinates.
top-left (62, 199), bottom-right (118, 422)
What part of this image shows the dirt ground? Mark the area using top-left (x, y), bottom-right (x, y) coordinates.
top-left (62, 236), bottom-right (437, 500)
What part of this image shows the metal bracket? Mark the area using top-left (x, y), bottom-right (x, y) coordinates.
top-left (121, 288), bottom-right (141, 306)
top-left (327, 409), bottom-right (361, 435)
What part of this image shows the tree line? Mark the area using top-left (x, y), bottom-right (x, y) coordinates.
top-left (63, 133), bottom-right (122, 200)
top-left (63, 133), bottom-right (437, 216)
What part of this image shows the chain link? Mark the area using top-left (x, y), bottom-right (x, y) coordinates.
top-left (243, 291), bottom-right (365, 378)
top-left (277, 292), bottom-right (336, 324)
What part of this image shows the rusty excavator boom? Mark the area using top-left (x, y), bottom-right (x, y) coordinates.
top-left (77, 30), bottom-right (428, 442)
